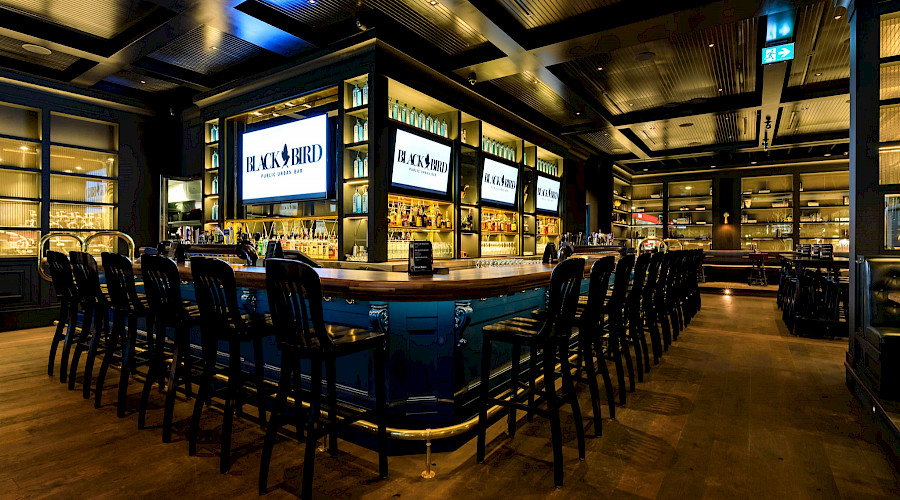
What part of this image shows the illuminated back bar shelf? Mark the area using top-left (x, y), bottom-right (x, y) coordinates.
top-left (387, 194), bottom-right (454, 260)
top-left (224, 215), bottom-right (339, 261)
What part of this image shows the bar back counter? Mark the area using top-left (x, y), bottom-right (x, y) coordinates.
top-left (133, 253), bottom-right (615, 450)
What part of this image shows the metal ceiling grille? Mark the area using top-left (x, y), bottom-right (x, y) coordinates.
top-left (578, 130), bottom-right (629, 155)
top-left (147, 25), bottom-right (265, 76)
top-left (490, 72), bottom-right (576, 125)
top-left (631, 110), bottom-right (756, 151)
top-left (0, 0), bottom-right (156, 39)
top-left (557, 17), bottom-right (757, 115)
top-left (778, 95), bottom-right (849, 137)
top-left (103, 71), bottom-right (178, 93)
top-left (494, 0), bottom-right (622, 29)
top-left (882, 12), bottom-right (900, 58)
top-left (787, 1), bottom-right (850, 87)
top-left (883, 62), bottom-right (900, 101)
top-left (260, 0), bottom-right (486, 54)
top-left (0, 33), bottom-right (78, 71)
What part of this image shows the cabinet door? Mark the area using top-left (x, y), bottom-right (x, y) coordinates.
top-left (0, 259), bottom-right (39, 307)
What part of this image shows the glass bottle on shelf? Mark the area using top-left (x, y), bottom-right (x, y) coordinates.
top-left (363, 154), bottom-right (368, 176)
top-left (362, 187), bottom-right (369, 213)
top-left (409, 107), bottom-right (418, 126)
top-left (481, 135), bottom-right (487, 149)
top-left (417, 112), bottom-right (425, 130)
top-left (210, 124), bottom-right (218, 142)
top-left (211, 149), bottom-right (219, 169)
top-left (441, 119), bottom-right (448, 138)
top-left (353, 189), bottom-right (361, 213)
top-left (461, 128), bottom-right (467, 143)
top-left (425, 115), bottom-right (433, 134)
top-left (354, 153), bottom-right (362, 178)
top-left (353, 120), bottom-right (362, 143)
top-left (401, 103), bottom-right (409, 123)
top-left (511, 216), bottom-right (517, 232)
top-left (363, 118), bottom-right (368, 140)
top-left (391, 99), bottom-right (399, 120)
top-left (362, 80), bottom-right (369, 105)
top-left (211, 200), bottom-right (218, 221)
top-left (212, 174), bottom-right (218, 194)
top-left (352, 84), bottom-right (361, 107)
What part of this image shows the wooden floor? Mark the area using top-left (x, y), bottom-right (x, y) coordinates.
top-left (1, 295), bottom-right (898, 499)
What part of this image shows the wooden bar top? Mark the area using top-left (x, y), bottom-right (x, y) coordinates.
top-left (134, 253), bottom-right (616, 302)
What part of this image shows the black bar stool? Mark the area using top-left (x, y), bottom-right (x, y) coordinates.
top-left (96, 252), bottom-right (156, 417)
top-left (571, 255), bottom-right (617, 434)
top-left (259, 258), bottom-right (388, 497)
top-left (607, 254), bottom-right (636, 397)
top-left (46, 250), bottom-right (80, 380)
top-left (476, 257), bottom-right (586, 488)
top-left (625, 252), bottom-right (652, 378)
top-left (655, 253), bottom-right (673, 350)
top-left (68, 251), bottom-right (110, 398)
top-left (642, 252), bottom-right (664, 364)
top-left (189, 256), bottom-right (272, 473)
top-left (139, 254), bottom-right (199, 442)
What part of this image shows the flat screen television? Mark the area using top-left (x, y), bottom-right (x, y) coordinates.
top-left (536, 175), bottom-right (561, 213)
top-left (390, 128), bottom-right (452, 195)
top-left (481, 157), bottom-right (518, 206)
top-left (241, 114), bottom-right (333, 204)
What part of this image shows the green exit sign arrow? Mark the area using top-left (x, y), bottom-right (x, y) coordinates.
top-left (762, 43), bottom-right (794, 64)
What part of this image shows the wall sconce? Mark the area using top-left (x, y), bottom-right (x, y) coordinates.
top-left (723, 211), bottom-right (731, 224)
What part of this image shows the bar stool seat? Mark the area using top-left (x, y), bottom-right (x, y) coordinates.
top-left (476, 257), bottom-right (587, 488)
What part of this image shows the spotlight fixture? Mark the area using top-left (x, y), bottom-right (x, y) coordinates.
top-left (597, 66), bottom-right (603, 71)
top-left (468, 72), bottom-right (476, 86)
top-left (19, 146), bottom-right (29, 151)
top-left (824, 153), bottom-right (832, 157)
top-left (140, 80), bottom-right (147, 84)
top-left (834, 14), bottom-right (842, 20)
top-left (429, 0), bottom-right (437, 4)
top-left (210, 45), bottom-right (218, 50)
top-left (576, 111), bottom-right (581, 116)
top-left (710, 165), bottom-right (716, 168)
top-left (815, 72), bottom-right (822, 76)
top-left (718, 88), bottom-right (723, 92)
top-left (751, 161), bottom-right (758, 164)
top-left (642, 168), bottom-right (648, 172)
top-left (708, 42), bottom-right (715, 48)
top-left (356, 17), bottom-right (367, 31)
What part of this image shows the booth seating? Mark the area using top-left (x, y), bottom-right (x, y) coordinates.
top-left (854, 257), bottom-right (900, 404)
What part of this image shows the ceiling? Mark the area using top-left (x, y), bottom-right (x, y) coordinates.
top-left (0, 0), bottom-right (855, 173)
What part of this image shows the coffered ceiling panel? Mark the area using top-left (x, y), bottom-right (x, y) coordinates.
top-left (0, 0), bottom-right (157, 39)
top-left (882, 11), bottom-right (900, 58)
top-left (882, 104), bottom-right (900, 143)
top-left (554, 17), bottom-right (757, 115)
top-left (883, 62), bottom-right (900, 101)
top-left (577, 130), bottom-right (629, 155)
top-left (260, 0), bottom-right (487, 54)
top-left (787, 1), bottom-right (849, 87)
top-left (493, 0), bottom-right (623, 29)
top-left (103, 70), bottom-right (179, 93)
top-left (490, 71), bottom-right (576, 125)
top-left (0, 33), bottom-right (79, 71)
top-left (147, 25), bottom-right (267, 76)
top-left (631, 110), bottom-right (756, 151)
top-left (778, 95), bottom-right (849, 137)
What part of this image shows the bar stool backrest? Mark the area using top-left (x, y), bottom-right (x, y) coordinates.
top-left (69, 251), bottom-right (104, 305)
top-left (47, 250), bottom-right (78, 301)
top-left (543, 257), bottom-right (585, 340)
top-left (627, 252), bottom-right (652, 311)
top-left (542, 242), bottom-right (557, 264)
top-left (609, 254), bottom-right (635, 323)
top-left (644, 252), bottom-right (662, 307)
top-left (101, 252), bottom-right (141, 312)
top-left (190, 257), bottom-right (246, 338)
top-left (580, 256), bottom-right (615, 329)
top-left (141, 255), bottom-right (187, 322)
top-left (655, 252), bottom-right (670, 305)
top-left (265, 258), bottom-right (333, 350)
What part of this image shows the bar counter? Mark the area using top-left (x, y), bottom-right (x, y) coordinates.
top-left (131, 253), bottom-right (616, 446)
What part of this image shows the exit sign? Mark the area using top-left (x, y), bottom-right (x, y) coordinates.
top-left (762, 43), bottom-right (794, 64)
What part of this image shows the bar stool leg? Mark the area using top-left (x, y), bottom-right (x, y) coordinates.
top-left (601, 333), bottom-right (626, 405)
top-left (527, 347), bottom-right (537, 422)
top-left (259, 353), bottom-right (294, 494)
top-left (302, 358), bottom-right (323, 500)
top-left (476, 338), bottom-right (492, 464)
top-left (95, 310), bottom-right (122, 408)
top-left (375, 344), bottom-right (388, 478)
top-left (559, 341), bottom-right (585, 460)
top-left (83, 308), bottom-right (106, 399)
top-left (543, 343), bottom-right (564, 488)
top-left (59, 303), bottom-right (80, 383)
top-left (48, 301), bottom-right (69, 376)
top-left (254, 336), bottom-right (267, 428)
top-left (507, 343), bottom-right (520, 438)
top-left (139, 320), bottom-right (164, 426)
top-left (579, 336), bottom-right (603, 435)
top-left (220, 341), bottom-right (241, 473)
top-left (326, 358), bottom-right (338, 454)
top-left (189, 345), bottom-right (216, 456)
top-left (68, 306), bottom-right (93, 390)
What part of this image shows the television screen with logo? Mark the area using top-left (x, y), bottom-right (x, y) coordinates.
top-left (536, 175), bottom-right (561, 213)
top-left (241, 114), bottom-right (331, 204)
top-left (390, 129), bottom-right (452, 195)
top-left (481, 158), bottom-right (518, 206)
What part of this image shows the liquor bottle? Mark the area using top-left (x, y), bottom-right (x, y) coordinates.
top-left (353, 120), bottom-right (361, 143)
top-left (461, 128), bottom-right (467, 143)
top-left (511, 147), bottom-right (516, 162)
top-left (210, 124), bottom-right (218, 142)
top-left (212, 174), bottom-right (218, 194)
top-left (354, 153), bottom-right (361, 178)
top-left (362, 187), bottom-right (369, 212)
top-left (352, 84), bottom-right (360, 107)
top-left (353, 189), bottom-right (361, 213)
top-left (481, 135), bottom-right (487, 149)
top-left (363, 118), bottom-right (368, 140)
top-left (410, 107), bottom-right (417, 126)
top-left (425, 115), bottom-right (433, 133)
top-left (511, 216), bottom-right (517, 232)
top-left (441, 119), bottom-right (448, 137)
top-left (363, 154), bottom-right (368, 176)
top-left (211, 200), bottom-right (218, 221)
top-left (417, 112), bottom-right (425, 129)
top-left (523, 219), bottom-right (529, 233)
top-left (401, 103), bottom-right (409, 123)
top-left (362, 80), bottom-right (369, 105)
top-left (416, 205), bottom-right (424, 227)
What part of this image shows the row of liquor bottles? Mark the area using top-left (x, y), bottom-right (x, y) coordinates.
top-left (537, 217), bottom-right (560, 235)
top-left (350, 80), bottom-right (369, 108)
top-left (351, 187), bottom-right (369, 214)
top-left (199, 227), bottom-right (338, 260)
top-left (351, 119), bottom-right (369, 143)
top-left (388, 200), bottom-right (452, 229)
top-left (351, 153), bottom-right (369, 178)
top-left (480, 135), bottom-right (516, 161)
top-left (536, 159), bottom-right (558, 176)
top-left (482, 213), bottom-right (518, 233)
top-left (388, 99), bottom-right (449, 138)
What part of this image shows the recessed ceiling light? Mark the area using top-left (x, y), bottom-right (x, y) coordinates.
top-left (710, 165), bottom-right (716, 168)
top-left (252, 111), bottom-right (263, 116)
top-left (708, 43), bottom-right (715, 48)
top-left (597, 66), bottom-right (603, 71)
top-left (21, 43), bottom-right (52, 55)
top-left (718, 88), bottom-right (723, 92)
top-left (643, 168), bottom-right (649, 171)
top-left (210, 45), bottom-right (218, 50)
top-left (685, 186), bottom-right (692, 190)
top-left (429, 0), bottom-right (437, 5)
top-left (533, 79), bottom-right (538, 84)
top-left (751, 161), bottom-right (757, 164)
top-left (814, 72), bottom-right (822, 76)
top-left (844, 151), bottom-right (849, 155)
top-left (824, 153), bottom-right (832, 157)
top-left (64, 169), bottom-right (72, 173)
top-left (679, 122), bottom-right (694, 128)
top-left (75, 166), bottom-right (82, 170)
top-left (107, 157), bottom-right (114, 162)
top-left (634, 51), bottom-right (656, 61)
top-left (309, 0), bottom-right (317, 3)
top-left (19, 146), bottom-right (29, 151)
top-left (834, 14), bottom-right (842, 20)
top-left (140, 80), bottom-right (147, 84)
top-left (576, 111), bottom-right (581, 116)
top-left (628, 103), bottom-right (634, 107)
